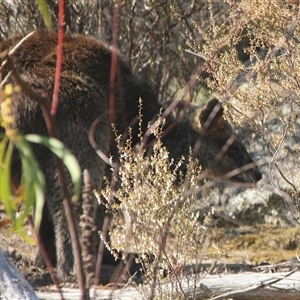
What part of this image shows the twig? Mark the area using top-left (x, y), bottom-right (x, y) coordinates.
top-left (51, 1), bottom-right (64, 116)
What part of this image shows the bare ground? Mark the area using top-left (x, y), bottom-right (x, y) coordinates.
top-left (1, 209), bottom-right (300, 292)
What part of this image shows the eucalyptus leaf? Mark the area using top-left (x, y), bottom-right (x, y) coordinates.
top-left (36, 0), bottom-right (52, 28)
top-left (25, 134), bottom-right (82, 202)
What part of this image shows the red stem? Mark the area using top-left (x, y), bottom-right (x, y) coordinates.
top-left (109, 0), bottom-right (120, 124)
top-left (51, 0), bottom-right (64, 116)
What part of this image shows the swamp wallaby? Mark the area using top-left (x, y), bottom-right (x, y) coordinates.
top-left (0, 31), bottom-right (262, 281)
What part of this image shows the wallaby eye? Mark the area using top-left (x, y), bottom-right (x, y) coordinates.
top-left (230, 144), bottom-right (240, 155)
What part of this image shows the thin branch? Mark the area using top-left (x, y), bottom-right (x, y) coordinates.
top-left (51, 0), bottom-right (64, 116)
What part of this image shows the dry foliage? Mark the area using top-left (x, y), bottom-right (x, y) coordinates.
top-left (1, 0), bottom-right (300, 298)
top-left (193, 0), bottom-right (300, 224)
top-left (0, 0), bottom-right (230, 103)
top-left (101, 119), bottom-right (218, 297)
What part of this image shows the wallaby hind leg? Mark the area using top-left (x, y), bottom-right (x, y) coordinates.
top-left (35, 204), bottom-right (56, 268)
top-left (34, 201), bottom-right (77, 281)
top-left (54, 211), bottom-right (75, 279)
top-left (44, 175), bottom-right (78, 280)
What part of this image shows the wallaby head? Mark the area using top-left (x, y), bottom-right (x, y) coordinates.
top-left (169, 98), bottom-right (262, 183)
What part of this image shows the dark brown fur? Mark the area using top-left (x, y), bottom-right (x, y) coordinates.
top-left (0, 31), bottom-right (261, 281)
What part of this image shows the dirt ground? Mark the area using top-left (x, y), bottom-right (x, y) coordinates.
top-left (1, 210), bottom-right (300, 292)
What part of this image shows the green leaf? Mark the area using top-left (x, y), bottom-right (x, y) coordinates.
top-left (25, 134), bottom-right (82, 203)
top-left (0, 131), bottom-right (46, 232)
top-left (36, 0), bottom-right (52, 28)
top-left (15, 135), bottom-right (46, 230)
top-left (0, 137), bottom-right (14, 222)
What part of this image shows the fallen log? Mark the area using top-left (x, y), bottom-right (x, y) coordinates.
top-left (1, 246), bottom-right (299, 300)
top-left (35, 270), bottom-right (300, 300)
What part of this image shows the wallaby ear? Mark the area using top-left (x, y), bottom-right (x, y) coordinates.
top-left (199, 98), bottom-right (224, 134)
top-left (164, 99), bottom-right (192, 119)
top-left (172, 100), bottom-right (189, 112)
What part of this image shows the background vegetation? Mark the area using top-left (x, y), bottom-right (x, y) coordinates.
top-left (1, 0), bottom-right (300, 298)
